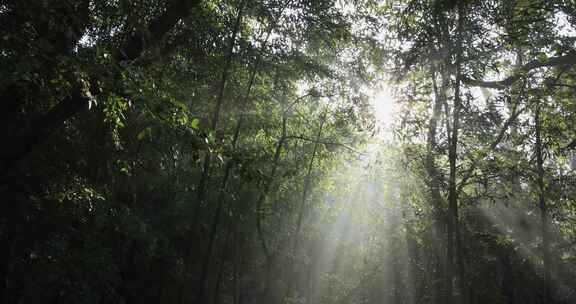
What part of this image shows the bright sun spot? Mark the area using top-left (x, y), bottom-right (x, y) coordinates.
top-left (370, 85), bottom-right (397, 138)
top-left (358, 85), bottom-right (398, 163)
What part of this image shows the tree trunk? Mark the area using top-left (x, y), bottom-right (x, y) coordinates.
top-left (197, 12), bottom-right (279, 301)
top-left (233, 218), bottom-right (241, 304)
top-left (256, 110), bottom-right (288, 262)
top-left (500, 248), bottom-right (515, 304)
top-left (447, 1), bottom-right (468, 303)
top-left (179, 2), bottom-right (244, 299)
top-left (428, 64), bottom-right (448, 304)
top-left (193, 0), bottom-right (246, 222)
top-left (446, 3), bottom-right (466, 303)
top-left (212, 221), bottom-right (234, 304)
top-left (283, 111), bottom-right (327, 303)
top-left (535, 99), bottom-right (552, 303)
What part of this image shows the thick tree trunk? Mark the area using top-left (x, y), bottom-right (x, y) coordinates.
top-left (446, 3), bottom-right (466, 303)
top-left (499, 248), bottom-right (515, 304)
top-left (427, 65), bottom-right (447, 225)
top-left (404, 214), bottom-right (420, 304)
top-left (535, 100), bottom-right (552, 303)
top-left (233, 218), bottom-right (241, 304)
top-left (212, 221), bottom-right (234, 304)
top-left (428, 64), bottom-right (448, 304)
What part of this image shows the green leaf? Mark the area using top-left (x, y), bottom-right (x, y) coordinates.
top-left (191, 118), bottom-right (200, 130)
top-left (536, 52), bottom-right (548, 63)
top-left (137, 129), bottom-right (147, 141)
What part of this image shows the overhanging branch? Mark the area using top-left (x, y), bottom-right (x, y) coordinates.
top-left (457, 104), bottom-right (526, 194)
top-left (119, 0), bottom-right (202, 61)
top-left (286, 135), bottom-right (364, 155)
top-left (463, 51), bottom-right (576, 89)
top-left (5, 0), bottom-right (202, 164)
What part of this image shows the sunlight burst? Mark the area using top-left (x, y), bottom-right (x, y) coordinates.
top-left (370, 85), bottom-right (397, 137)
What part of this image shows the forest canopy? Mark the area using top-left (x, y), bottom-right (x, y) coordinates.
top-left (1, 0), bottom-right (576, 304)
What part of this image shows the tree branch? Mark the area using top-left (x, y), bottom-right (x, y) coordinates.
top-left (119, 0), bottom-right (202, 61)
top-left (457, 104), bottom-right (526, 195)
top-left (463, 51), bottom-right (576, 89)
top-left (285, 135), bottom-right (364, 155)
top-left (4, 0), bottom-right (202, 166)
top-left (1, 84), bottom-right (92, 166)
